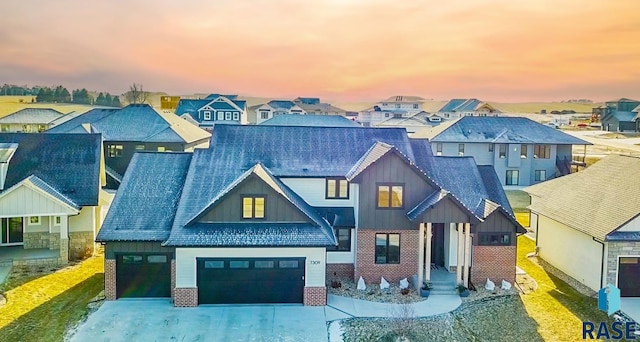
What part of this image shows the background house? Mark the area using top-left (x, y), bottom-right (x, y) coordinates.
top-left (251, 100), bottom-right (307, 124)
top-left (416, 117), bottom-right (590, 187)
top-left (258, 114), bottom-right (360, 127)
top-left (47, 104), bottom-right (211, 188)
top-left (436, 99), bottom-right (500, 120)
top-left (292, 97), bottom-right (347, 116)
top-left (174, 94), bottom-right (247, 129)
top-left (525, 155), bottom-right (640, 321)
top-left (0, 108), bottom-right (65, 133)
top-left (357, 96), bottom-right (424, 127)
top-left (0, 133), bottom-right (108, 263)
top-left (600, 98), bottom-right (640, 132)
top-left (97, 125), bottom-right (523, 307)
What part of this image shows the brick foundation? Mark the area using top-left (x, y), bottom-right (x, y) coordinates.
top-left (174, 288), bottom-right (198, 307)
top-left (105, 259), bottom-right (116, 300)
top-left (303, 286), bottom-right (327, 306)
top-left (69, 231), bottom-right (95, 260)
top-left (471, 246), bottom-right (516, 285)
top-left (171, 259), bottom-right (176, 300)
top-left (355, 230), bottom-right (419, 284)
top-left (326, 263), bottom-right (354, 280)
top-left (23, 232), bottom-right (50, 249)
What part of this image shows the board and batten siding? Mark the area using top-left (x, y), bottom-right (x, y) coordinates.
top-left (175, 247), bottom-right (326, 288)
top-left (200, 175), bottom-right (309, 223)
top-left (419, 197), bottom-right (472, 224)
top-left (0, 183), bottom-right (78, 217)
top-left (69, 206), bottom-right (99, 233)
top-left (105, 242), bottom-right (175, 260)
top-left (473, 210), bottom-right (518, 246)
top-left (536, 213), bottom-right (603, 291)
top-left (357, 153), bottom-right (435, 230)
top-left (279, 178), bottom-right (356, 207)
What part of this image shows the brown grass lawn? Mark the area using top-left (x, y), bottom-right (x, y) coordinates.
top-left (0, 256), bottom-right (104, 342)
top-left (517, 236), bottom-right (617, 341)
top-left (0, 95), bottom-right (96, 117)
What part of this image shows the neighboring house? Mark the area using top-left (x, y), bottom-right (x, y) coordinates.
top-left (417, 117), bottom-right (590, 187)
top-left (47, 104), bottom-right (210, 188)
top-left (436, 99), bottom-right (500, 120)
top-left (0, 108), bottom-right (65, 133)
top-left (525, 155), bottom-right (640, 299)
top-left (252, 100), bottom-right (307, 124)
top-left (292, 97), bottom-right (347, 116)
top-left (174, 94), bottom-right (247, 129)
top-left (357, 96), bottom-right (424, 127)
top-left (374, 111), bottom-right (443, 134)
top-left (0, 133), bottom-right (109, 263)
top-left (97, 124), bottom-right (524, 307)
top-left (600, 98), bottom-right (640, 132)
top-left (258, 114), bottom-right (360, 127)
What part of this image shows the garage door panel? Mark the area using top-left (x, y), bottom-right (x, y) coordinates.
top-left (197, 258), bottom-right (305, 304)
top-left (116, 253), bottom-right (172, 298)
top-left (618, 257), bottom-right (640, 297)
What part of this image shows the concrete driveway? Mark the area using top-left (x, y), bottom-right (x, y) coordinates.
top-left (69, 299), bottom-right (329, 342)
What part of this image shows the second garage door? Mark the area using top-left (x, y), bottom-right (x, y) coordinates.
top-left (116, 253), bottom-right (172, 298)
top-left (619, 257), bottom-right (640, 297)
top-left (197, 258), bottom-right (305, 304)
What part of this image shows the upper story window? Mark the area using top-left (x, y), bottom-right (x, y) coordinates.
top-left (326, 178), bottom-right (349, 199)
top-left (436, 143), bottom-right (443, 156)
top-left (157, 146), bottom-right (166, 152)
top-left (395, 104), bottom-right (401, 109)
top-left (506, 170), bottom-right (519, 186)
top-left (478, 232), bottom-right (511, 246)
top-left (242, 196), bottom-right (265, 219)
top-left (0, 125), bottom-right (9, 132)
top-left (489, 144), bottom-right (494, 152)
top-left (203, 111), bottom-right (212, 120)
top-left (233, 112), bottom-right (239, 121)
top-left (413, 104), bottom-right (419, 109)
top-left (260, 111), bottom-right (269, 119)
top-left (520, 145), bottom-right (528, 159)
top-left (107, 144), bottom-right (123, 158)
top-left (135, 144), bottom-right (145, 150)
top-left (499, 144), bottom-right (507, 159)
top-left (458, 144), bottom-right (465, 156)
top-left (377, 184), bottom-right (403, 209)
top-left (534, 144), bottom-right (550, 159)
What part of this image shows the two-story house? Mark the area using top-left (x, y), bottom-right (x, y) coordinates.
top-left (292, 97), bottom-right (347, 116)
top-left (250, 100), bottom-right (307, 124)
top-left (97, 125), bottom-right (524, 307)
top-left (47, 104), bottom-right (210, 188)
top-left (358, 96), bottom-right (424, 127)
top-left (0, 108), bottom-right (65, 133)
top-left (418, 117), bottom-right (590, 187)
top-left (258, 114), bottom-right (360, 127)
top-left (600, 98), bottom-right (640, 132)
top-left (436, 99), bottom-right (500, 120)
top-left (175, 94), bottom-right (247, 129)
top-left (0, 133), bottom-right (109, 263)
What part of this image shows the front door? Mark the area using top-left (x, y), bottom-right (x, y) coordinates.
top-left (431, 223), bottom-right (445, 267)
top-left (1, 218), bottom-right (24, 245)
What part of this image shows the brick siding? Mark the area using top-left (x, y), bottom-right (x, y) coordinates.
top-left (355, 230), bottom-right (419, 284)
top-left (303, 287), bottom-right (327, 306)
top-left (326, 263), bottom-right (354, 280)
top-left (105, 259), bottom-right (116, 300)
top-left (171, 259), bottom-right (176, 300)
top-left (174, 288), bottom-right (198, 307)
top-left (471, 246), bottom-right (516, 285)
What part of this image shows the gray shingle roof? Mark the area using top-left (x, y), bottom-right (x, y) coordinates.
top-left (268, 100), bottom-right (297, 109)
top-left (0, 108), bottom-right (64, 124)
top-left (96, 152), bottom-right (193, 242)
top-left (259, 114), bottom-right (359, 127)
top-left (0, 133), bottom-right (101, 206)
top-left (47, 104), bottom-right (210, 144)
top-left (438, 99), bottom-right (484, 112)
top-left (22, 175), bottom-right (80, 210)
top-left (429, 116), bottom-right (590, 145)
top-left (611, 111), bottom-right (637, 122)
top-left (525, 155), bottom-right (640, 241)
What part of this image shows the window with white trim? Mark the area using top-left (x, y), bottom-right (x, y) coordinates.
top-left (203, 111), bottom-right (212, 120)
top-left (28, 216), bottom-right (40, 225)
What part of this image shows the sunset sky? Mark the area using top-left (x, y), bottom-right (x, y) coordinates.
top-left (1, 0), bottom-right (638, 102)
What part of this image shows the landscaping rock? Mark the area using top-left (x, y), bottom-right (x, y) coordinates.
top-left (328, 277), bottom-right (423, 303)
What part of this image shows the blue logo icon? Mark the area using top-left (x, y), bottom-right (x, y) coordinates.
top-left (598, 284), bottom-right (621, 316)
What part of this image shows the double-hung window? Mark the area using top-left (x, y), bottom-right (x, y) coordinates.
top-left (499, 144), bottom-right (507, 158)
top-left (377, 184), bottom-right (403, 208)
top-left (242, 196), bottom-right (265, 219)
top-left (534, 144), bottom-right (550, 159)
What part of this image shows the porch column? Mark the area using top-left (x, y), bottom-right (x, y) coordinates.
top-left (456, 223), bottom-right (463, 285)
top-left (59, 216), bottom-right (69, 262)
top-left (424, 223), bottom-right (432, 282)
top-left (418, 223), bottom-right (425, 287)
top-left (463, 223), bottom-right (471, 288)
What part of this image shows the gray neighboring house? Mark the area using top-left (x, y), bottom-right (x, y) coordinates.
top-left (525, 155), bottom-right (640, 302)
top-left (258, 114), bottom-right (360, 127)
top-left (600, 98), bottom-right (640, 132)
top-left (416, 116), bottom-right (590, 187)
top-left (0, 108), bottom-right (65, 133)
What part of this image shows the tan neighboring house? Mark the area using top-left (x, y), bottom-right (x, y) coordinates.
top-left (357, 96), bottom-right (425, 127)
top-left (0, 133), bottom-right (109, 265)
top-left (437, 99), bottom-right (500, 120)
top-left (525, 155), bottom-right (640, 300)
top-left (0, 108), bottom-right (65, 133)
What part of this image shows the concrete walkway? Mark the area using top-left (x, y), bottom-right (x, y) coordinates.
top-left (325, 294), bottom-right (461, 320)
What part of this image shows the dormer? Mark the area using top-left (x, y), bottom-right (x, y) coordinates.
top-left (0, 143), bottom-right (18, 190)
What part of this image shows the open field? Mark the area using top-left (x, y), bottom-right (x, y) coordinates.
top-left (0, 256), bottom-right (104, 342)
top-left (0, 96), bottom-right (97, 118)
